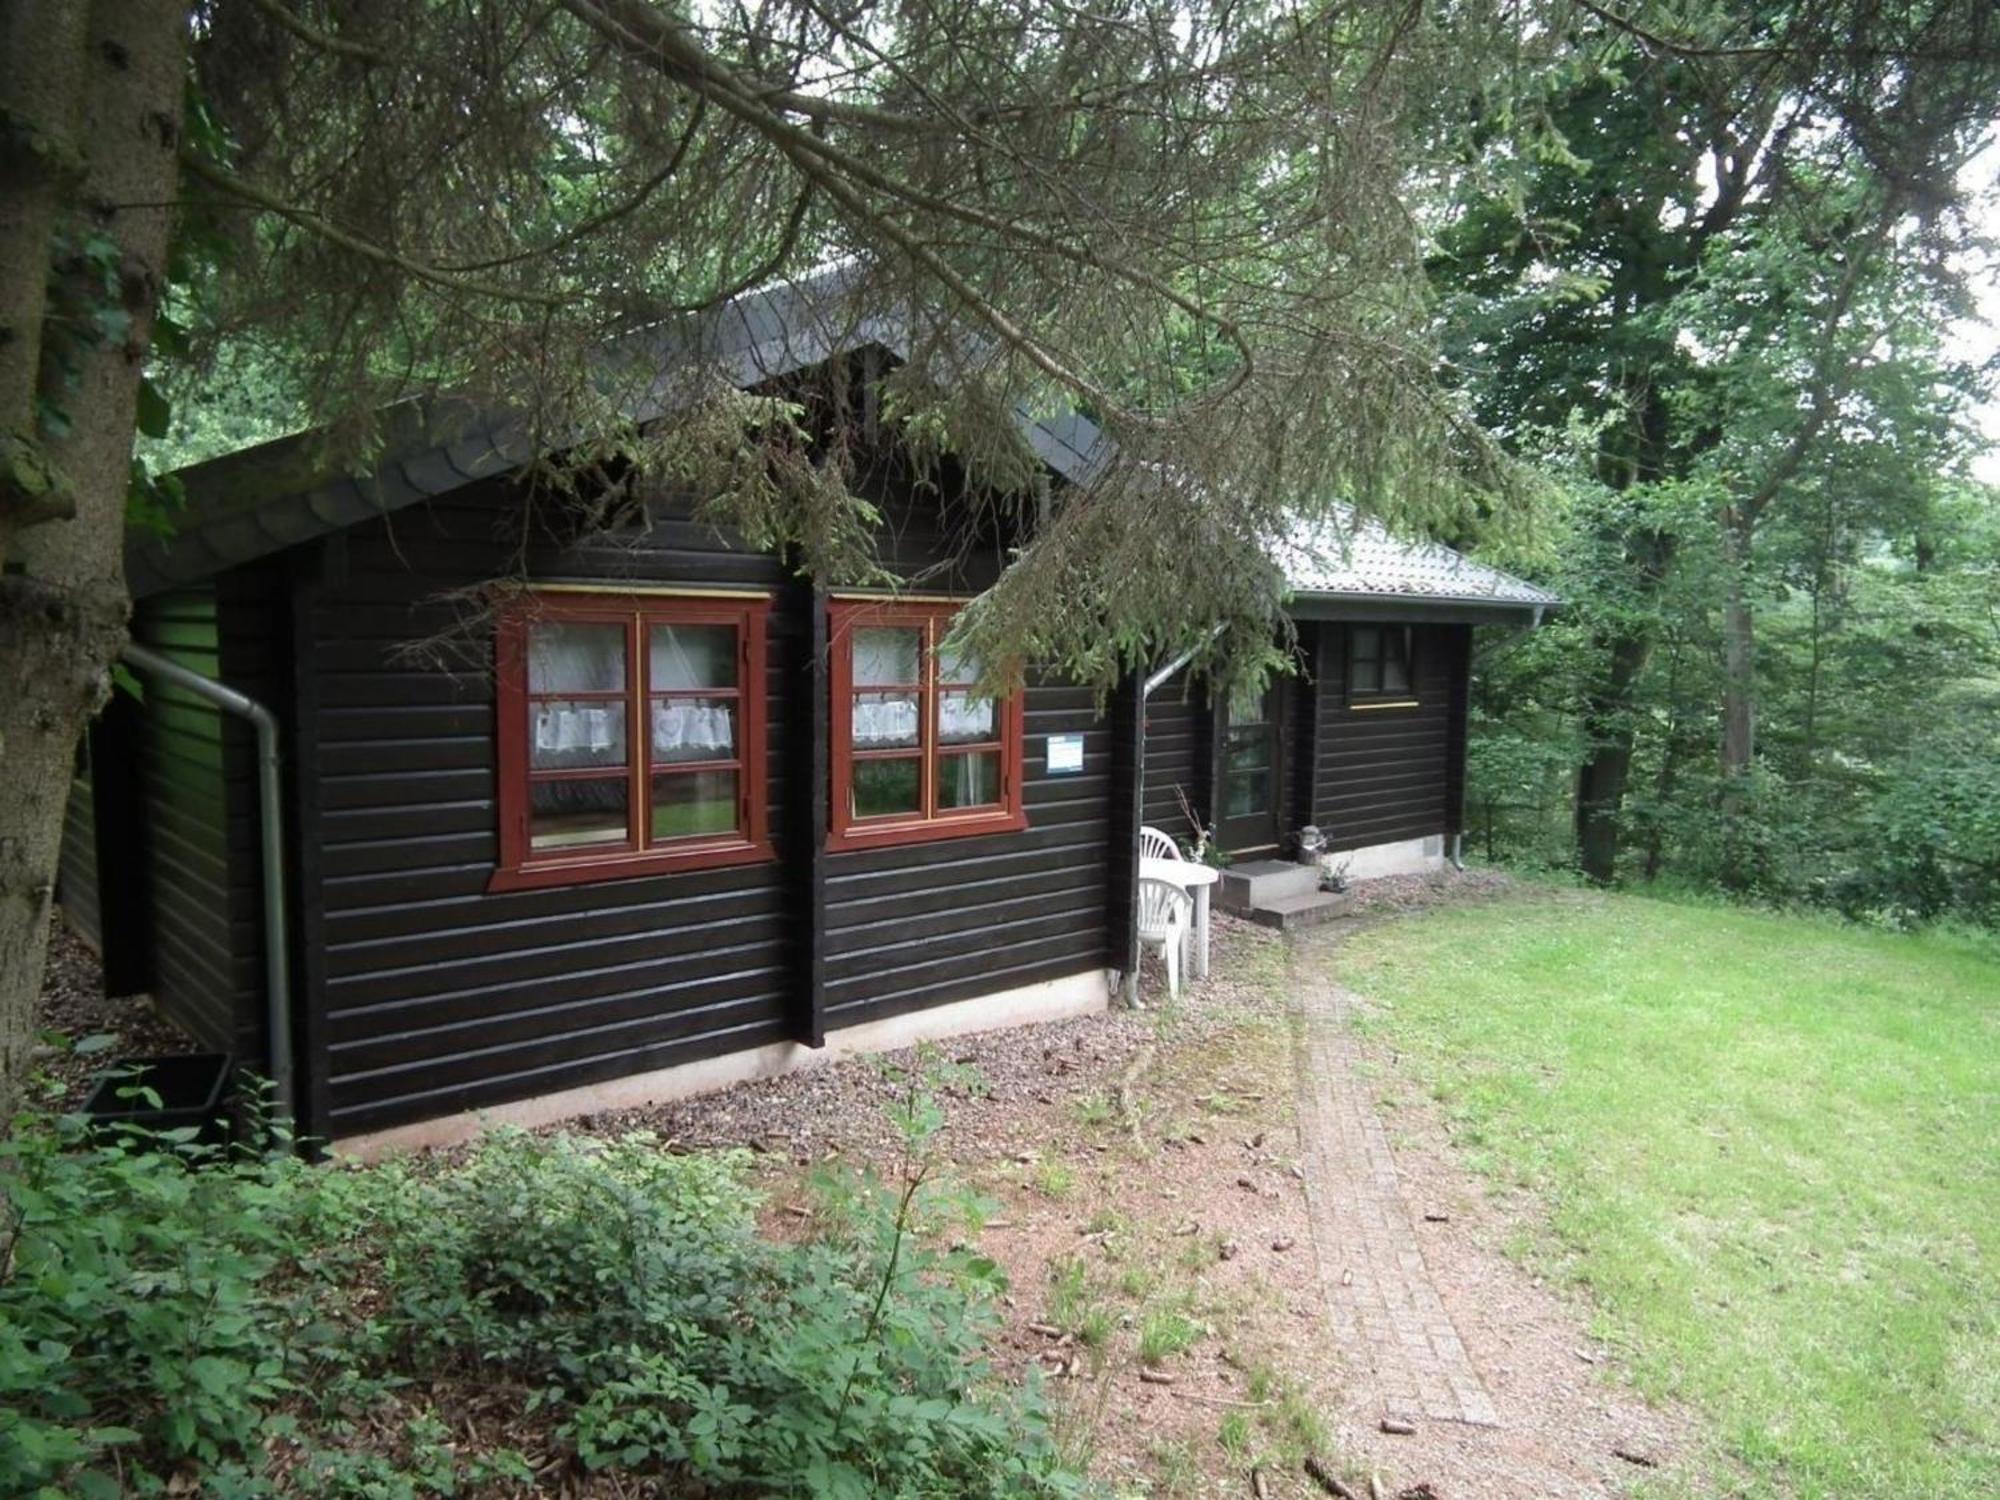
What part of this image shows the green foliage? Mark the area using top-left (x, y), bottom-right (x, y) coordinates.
top-left (1838, 727), bottom-right (2000, 927)
top-left (1435, 7), bottom-right (2000, 920)
top-left (0, 1115), bottom-right (1085, 1498)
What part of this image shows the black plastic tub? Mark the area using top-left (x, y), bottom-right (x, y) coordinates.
top-left (81, 1053), bottom-right (236, 1148)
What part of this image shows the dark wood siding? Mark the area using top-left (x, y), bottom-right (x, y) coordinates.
top-left (1311, 623), bottom-right (1467, 850)
top-left (299, 480), bottom-right (799, 1136)
top-left (58, 766), bottom-right (100, 951)
top-left (816, 465), bottom-right (1113, 1031)
top-left (130, 585), bottom-right (270, 1056)
top-left (295, 456), bottom-right (1118, 1137)
top-left (1140, 669), bottom-right (1204, 838)
top-left (821, 675), bottom-right (1112, 1032)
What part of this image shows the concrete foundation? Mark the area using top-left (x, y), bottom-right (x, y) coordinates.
top-left (335, 967), bottom-right (1114, 1160)
top-left (1322, 834), bottom-right (1445, 883)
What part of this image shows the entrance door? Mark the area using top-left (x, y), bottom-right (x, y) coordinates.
top-left (1216, 683), bottom-right (1281, 853)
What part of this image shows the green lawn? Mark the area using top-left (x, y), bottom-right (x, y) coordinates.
top-left (1338, 889), bottom-right (1999, 1499)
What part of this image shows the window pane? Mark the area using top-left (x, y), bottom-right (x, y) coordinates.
top-left (937, 639), bottom-right (980, 685)
top-left (1382, 656), bottom-right (1411, 695)
top-left (1351, 659), bottom-right (1381, 695)
top-left (649, 623), bottom-right (736, 691)
top-left (854, 626), bottom-right (921, 685)
top-left (649, 696), bottom-right (737, 763)
top-left (1350, 626), bottom-right (1380, 663)
top-left (1226, 680), bottom-right (1269, 726)
top-left (528, 620), bottom-right (626, 694)
top-left (852, 756), bottom-right (920, 818)
top-left (938, 690), bottom-right (995, 745)
top-left (651, 769), bottom-right (739, 840)
top-left (530, 777), bottom-right (629, 850)
top-left (1225, 725), bottom-right (1271, 774)
top-left (938, 750), bottom-right (1001, 809)
top-left (852, 690), bottom-right (920, 749)
top-left (1224, 769), bottom-right (1271, 818)
top-left (530, 700), bottom-right (628, 770)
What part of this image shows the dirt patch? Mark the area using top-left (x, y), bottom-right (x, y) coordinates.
top-left (1330, 864), bottom-right (1516, 920)
top-left (30, 911), bottom-right (200, 1110)
top-left (575, 865), bottom-right (1703, 1498)
top-left (584, 910), bottom-right (1291, 1168)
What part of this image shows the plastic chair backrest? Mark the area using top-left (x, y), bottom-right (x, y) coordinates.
top-left (1136, 875), bottom-right (1191, 940)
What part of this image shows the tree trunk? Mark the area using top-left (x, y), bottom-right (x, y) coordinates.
top-left (1574, 625), bottom-right (1651, 885)
top-left (1573, 523), bottom-right (1676, 886)
top-left (1641, 637), bottom-right (1685, 882)
top-left (0, 0), bottom-right (187, 1123)
top-left (0, 2), bottom-right (88, 550)
top-left (1719, 506), bottom-right (1756, 780)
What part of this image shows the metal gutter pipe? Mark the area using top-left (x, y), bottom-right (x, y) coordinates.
top-left (119, 644), bottom-right (294, 1120)
top-left (1143, 624), bottom-right (1226, 699)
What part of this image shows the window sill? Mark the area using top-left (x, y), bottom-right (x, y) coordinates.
top-left (826, 808), bottom-right (1029, 853)
top-left (1346, 698), bottom-right (1421, 712)
top-left (487, 838), bottom-right (775, 891)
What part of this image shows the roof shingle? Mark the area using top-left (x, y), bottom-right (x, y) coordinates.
top-left (1277, 508), bottom-right (1558, 609)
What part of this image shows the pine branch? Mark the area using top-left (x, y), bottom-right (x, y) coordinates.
top-left (181, 152), bottom-right (574, 309)
top-left (243, 0), bottom-right (394, 65)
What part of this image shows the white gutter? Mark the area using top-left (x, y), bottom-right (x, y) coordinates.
top-left (119, 644), bottom-right (295, 1121)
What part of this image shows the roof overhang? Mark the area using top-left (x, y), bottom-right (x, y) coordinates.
top-left (1285, 591), bottom-right (1555, 626)
top-left (126, 265), bottom-right (1113, 599)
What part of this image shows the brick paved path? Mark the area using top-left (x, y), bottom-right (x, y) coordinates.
top-left (1291, 954), bottom-right (1499, 1427)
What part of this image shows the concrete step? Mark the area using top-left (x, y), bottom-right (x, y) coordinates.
top-left (1219, 858), bottom-right (1321, 912)
top-left (1244, 889), bottom-right (1355, 932)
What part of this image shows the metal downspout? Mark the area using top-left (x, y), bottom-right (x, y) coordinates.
top-left (119, 643), bottom-right (294, 1120)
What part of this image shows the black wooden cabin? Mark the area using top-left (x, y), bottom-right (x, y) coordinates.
top-left (1141, 514), bottom-right (1555, 881)
top-left (57, 276), bottom-right (1549, 1150)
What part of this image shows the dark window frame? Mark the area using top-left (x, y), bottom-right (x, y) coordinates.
top-left (1346, 624), bottom-right (1417, 706)
top-left (491, 590), bottom-right (773, 891)
top-left (827, 599), bottom-right (1028, 852)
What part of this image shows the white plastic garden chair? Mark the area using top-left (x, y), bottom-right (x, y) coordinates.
top-left (1136, 875), bottom-right (1194, 1001)
top-left (1139, 825), bottom-right (1184, 862)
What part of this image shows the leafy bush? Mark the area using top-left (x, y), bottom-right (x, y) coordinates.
top-left (1, 1110), bottom-right (1085, 1498)
top-left (1835, 729), bottom-right (2000, 927)
top-left (0, 1113), bottom-right (316, 1494)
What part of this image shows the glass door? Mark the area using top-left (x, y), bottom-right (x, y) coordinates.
top-left (1216, 683), bottom-right (1281, 852)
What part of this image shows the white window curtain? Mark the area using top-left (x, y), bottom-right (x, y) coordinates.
top-left (651, 701), bottom-right (735, 757)
top-left (939, 696), bottom-right (993, 742)
top-left (535, 705), bottom-right (617, 752)
top-left (853, 696), bottom-right (920, 747)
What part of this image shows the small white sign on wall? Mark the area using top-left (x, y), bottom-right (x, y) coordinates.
top-left (1046, 732), bottom-right (1085, 775)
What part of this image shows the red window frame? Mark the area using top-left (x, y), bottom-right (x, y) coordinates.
top-left (827, 600), bottom-right (1028, 851)
top-left (491, 591), bottom-right (772, 890)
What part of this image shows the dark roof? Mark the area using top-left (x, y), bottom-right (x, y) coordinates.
top-left (129, 265), bottom-right (940, 596)
top-left (132, 270), bottom-right (1546, 622)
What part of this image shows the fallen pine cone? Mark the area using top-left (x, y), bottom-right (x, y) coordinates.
top-left (1271, 1235), bottom-right (1296, 1252)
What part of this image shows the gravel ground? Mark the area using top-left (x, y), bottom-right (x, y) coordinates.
top-left (1332, 863), bottom-right (1514, 917)
top-left (30, 911), bottom-right (199, 1109)
top-left (581, 909), bottom-right (1293, 1166)
top-left (578, 867), bottom-right (1515, 1167)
